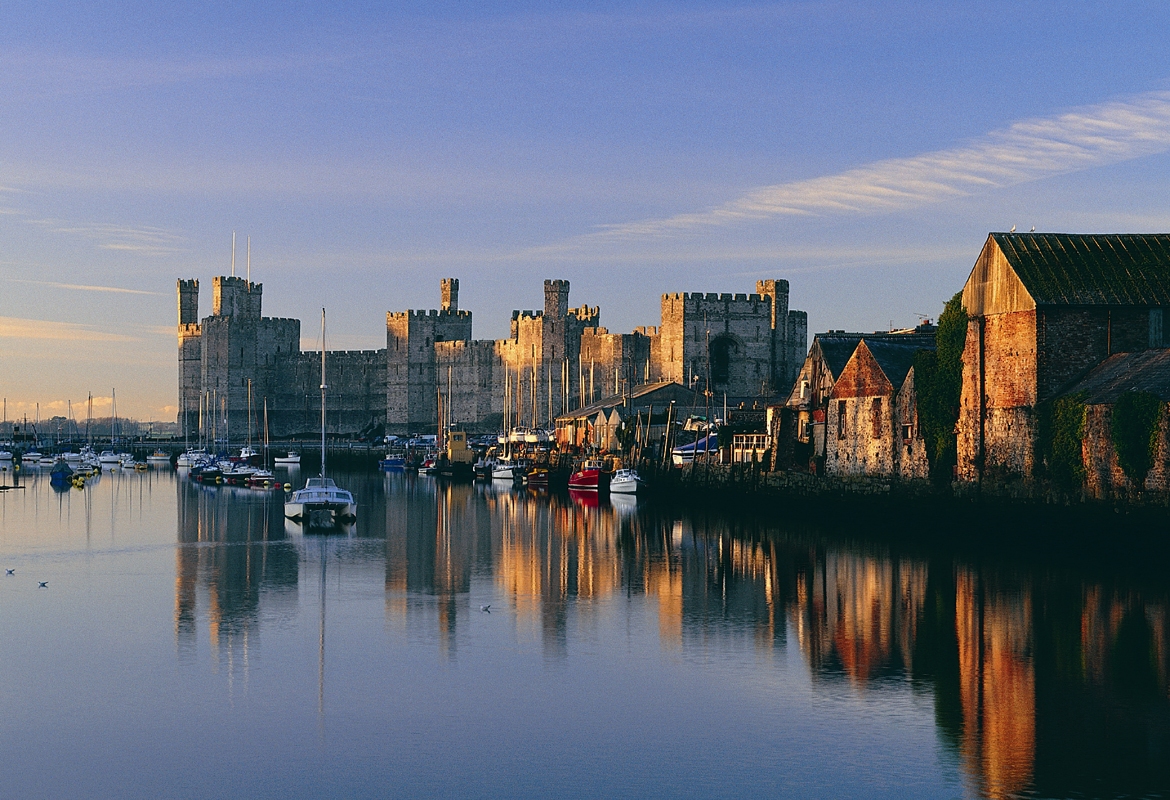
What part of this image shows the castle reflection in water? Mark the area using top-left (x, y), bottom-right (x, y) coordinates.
top-left (176, 474), bottom-right (1170, 798)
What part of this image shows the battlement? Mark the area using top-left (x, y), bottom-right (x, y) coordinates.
top-left (212, 275), bottom-right (263, 318)
top-left (569, 305), bottom-right (598, 320)
top-left (512, 309), bottom-right (543, 320)
top-left (178, 323), bottom-right (202, 338)
top-left (386, 308), bottom-right (473, 321)
top-left (634, 326), bottom-right (658, 336)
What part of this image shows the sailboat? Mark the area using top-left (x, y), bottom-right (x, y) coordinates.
top-left (284, 309), bottom-right (356, 525)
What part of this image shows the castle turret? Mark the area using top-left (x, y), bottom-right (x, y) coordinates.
top-left (441, 278), bottom-right (459, 312)
top-left (545, 279), bottom-right (569, 318)
top-left (212, 276), bottom-right (262, 318)
top-left (177, 279), bottom-right (203, 433)
top-left (178, 279), bottom-right (200, 325)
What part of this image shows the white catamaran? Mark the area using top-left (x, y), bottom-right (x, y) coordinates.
top-left (284, 308), bottom-right (356, 525)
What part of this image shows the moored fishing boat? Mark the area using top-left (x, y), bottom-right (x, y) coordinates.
top-left (274, 451), bottom-right (301, 466)
top-left (608, 468), bottom-right (644, 495)
top-left (568, 459), bottom-right (605, 491)
top-left (379, 453), bottom-right (405, 470)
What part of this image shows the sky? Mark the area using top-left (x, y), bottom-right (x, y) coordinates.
top-left (3, 1), bottom-right (1170, 421)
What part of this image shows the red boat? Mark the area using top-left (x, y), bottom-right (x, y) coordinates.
top-left (568, 459), bottom-right (604, 491)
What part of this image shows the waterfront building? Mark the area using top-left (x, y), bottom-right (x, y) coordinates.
top-left (178, 275), bottom-right (807, 438)
top-left (823, 337), bottom-right (934, 479)
top-left (956, 232), bottom-right (1170, 486)
top-left (772, 326), bottom-right (936, 473)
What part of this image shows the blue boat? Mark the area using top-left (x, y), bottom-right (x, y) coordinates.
top-left (379, 454), bottom-right (406, 470)
top-left (49, 460), bottom-right (74, 488)
top-left (671, 433), bottom-right (718, 465)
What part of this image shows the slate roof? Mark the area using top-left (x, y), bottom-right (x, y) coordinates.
top-left (814, 331), bottom-right (935, 380)
top-left (863, 338), bottom-right (936, 389)
top-left (993, 232), bottom-right (1170, 306)
top-left (816, 335), bottom-right (865, 379)
top-left (1063, 348), bottom-right (1170, 404)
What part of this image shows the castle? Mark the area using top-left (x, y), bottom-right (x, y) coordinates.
top-left (177, 275), bottom-right (807, 439)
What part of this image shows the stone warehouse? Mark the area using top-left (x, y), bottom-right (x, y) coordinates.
top-left (178, 275), bottom-right (807, 438)
top-left (957, 232), bottom-right (1170, 486)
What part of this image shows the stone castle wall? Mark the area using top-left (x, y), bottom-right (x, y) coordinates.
top-left (181, 275), bottom-right (807, 439)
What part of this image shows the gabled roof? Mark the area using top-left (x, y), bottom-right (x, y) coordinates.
top-left (813, 331), bottom-right (935, 380)
top-left (816, 335), bottom-right (865, 379)
top-left (1063, 348), bottom-right (1170, 404)
top-left (864, 338), bottom-right (935, 390)
top-left (991, 232), bottom-right (1170, 306)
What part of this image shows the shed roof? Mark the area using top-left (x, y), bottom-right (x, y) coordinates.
top-left (555, 380), bottom-right (695, 422)
top-left (1063, 348), bottom-right (1170, 404)
top-left (992, 232), bottom-right (1170, 306)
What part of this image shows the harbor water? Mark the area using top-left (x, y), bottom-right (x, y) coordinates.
top-left (1, 466), bottom-right (1168, 798)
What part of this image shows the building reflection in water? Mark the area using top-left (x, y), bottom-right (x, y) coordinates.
top-left (175, 480), bottom-right (299, 676)
top-left (179, 471), bottom-right (1170, 796)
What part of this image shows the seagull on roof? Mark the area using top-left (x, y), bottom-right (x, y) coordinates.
top-left (1030, 226), bottom-right (1036, 232)
top-left (1010, 225), bottom-right (1016, 233)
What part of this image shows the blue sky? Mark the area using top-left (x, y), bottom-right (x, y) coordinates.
top-left (3, 1), bottom-right (1170, 420)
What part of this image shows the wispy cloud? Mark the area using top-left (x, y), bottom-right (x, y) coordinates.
top-left (584, 89), bottom-right (1170, 240)
top-left (6, 279), bottom-right (160, 296)
top-left (0, 316), bottom-right (139, 342)
top-left (24, 219), bottom-right (185, 256)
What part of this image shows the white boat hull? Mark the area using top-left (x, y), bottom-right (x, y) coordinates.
top-left (609, 479), bottom-right (640, 494)
top-left (284, 501), bottom-right (357, 520)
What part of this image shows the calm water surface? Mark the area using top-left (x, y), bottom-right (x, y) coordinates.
top-left (1, 467), bottom-right (1168, 799)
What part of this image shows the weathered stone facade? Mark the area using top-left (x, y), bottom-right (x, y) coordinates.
top-left (957, 233), bottom-right (1170, 485)
top-left (178, 275), bottom-right (807, 438)
top-left (824, 339), bottom-right (933, 479)
top-left (774, 327), bottom-right (935, 473)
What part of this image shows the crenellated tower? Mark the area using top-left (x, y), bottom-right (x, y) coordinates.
top-left (177, 279), bottom-right (202, 436)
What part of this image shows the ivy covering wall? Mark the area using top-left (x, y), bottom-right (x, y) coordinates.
top-left (1111, 391), bottom-right (1163, 485)
top-left (1036, 393), bottom-right (1086, 490)
top-left (914, 292), bottom-right (967, 484)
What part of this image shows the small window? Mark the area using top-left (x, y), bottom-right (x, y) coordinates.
top-left (902, 424), bottom-right (912, 441)
top-left (837, 400), bottom-right (846, 440)
top-left (871, 397), bottom-right (882, 438)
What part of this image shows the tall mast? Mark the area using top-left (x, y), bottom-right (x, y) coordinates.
top-left (247, 378), bottom-right (253, 451)
top-left (111, 388), bottom-right (116, 447)
top-left (320, 308), bottom-right (327, 477)
top-left (231, 231), bottom-right (236, 277)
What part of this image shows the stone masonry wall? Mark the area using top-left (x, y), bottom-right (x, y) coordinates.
top-left (825, 344), bottom-right (895, 477)
top-left (957, 310), bottom-right (1038, 482)
top-left (895, 369), bottom-right (930, 480)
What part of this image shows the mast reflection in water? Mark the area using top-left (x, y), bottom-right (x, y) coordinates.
top-left (0, 467), bottom-right (1167, 797)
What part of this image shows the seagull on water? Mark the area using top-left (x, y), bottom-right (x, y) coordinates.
top-left (38, 582), bottom-right (47, 588)
top-left (480, 604), bottom-right (491, 613)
